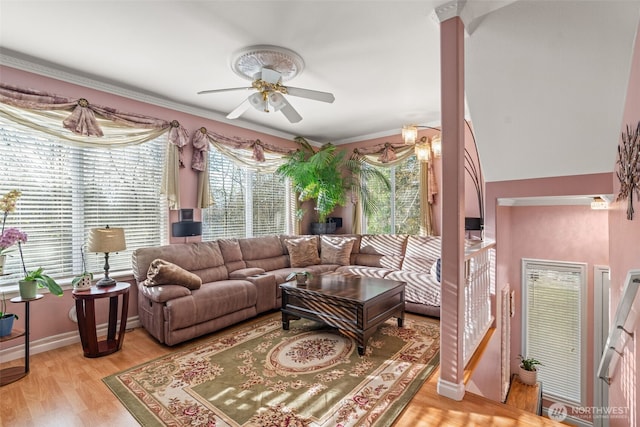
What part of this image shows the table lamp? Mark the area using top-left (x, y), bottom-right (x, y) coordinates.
top-left (87, 225), bottom-right (126, 287)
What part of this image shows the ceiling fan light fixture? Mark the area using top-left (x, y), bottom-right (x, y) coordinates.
top-left (248, 92), bottom-right (268, 112)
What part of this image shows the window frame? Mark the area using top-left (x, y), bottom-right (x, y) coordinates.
top-left (0, 117), bottom-right (169, 289)
top-left (201, 145), bottom-right (289, 240)
top-left (521, 258), bottom-right (588, 406)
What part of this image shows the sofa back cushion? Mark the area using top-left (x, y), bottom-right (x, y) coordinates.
top-left (354, 234), bottom-right (407, 269)
top-left (238, 235), bottom-right (289, 270)
top-left (320, 235), bottom-right (357, 265)
top-left (131, 241), bottom-right (228, 284)
top-left (401, 235), bottom-right (441, 273)
top-left (218, 238), bottom-right (246, 273)
top-left (284, 236), bottom-right (321, 267)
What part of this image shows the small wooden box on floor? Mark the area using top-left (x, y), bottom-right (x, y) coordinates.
top-left (505, 374), bottom-right (542, 415)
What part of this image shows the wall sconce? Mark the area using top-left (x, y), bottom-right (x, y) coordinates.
top-left (402, 124), bottom-right (442, 158)
top-left (591, 196), bottom-right (609, 210)
top-left (414, 136), bottom-right (431, 162)
top-left (402, 125), bottom-right (418, 145)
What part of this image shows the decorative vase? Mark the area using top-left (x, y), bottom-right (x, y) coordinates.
top-left (0, 254), bottom-right (5, 276)
top-left (19, 280), bottom-right (37, 300)
top-left (0, 314), bottom-right (16, 337)
top-left (295, 273), bottom-right (308, 286)
top-left (73, 275), bottom-right (92, 291)
top-left (518, 366), bottom-right (538, 385)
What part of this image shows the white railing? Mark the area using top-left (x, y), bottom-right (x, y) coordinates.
top-left (463, 240), bottom-right (496, 365)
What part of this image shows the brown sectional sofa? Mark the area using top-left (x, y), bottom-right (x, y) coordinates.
top-left (131, 234), bottom-right (451, 346)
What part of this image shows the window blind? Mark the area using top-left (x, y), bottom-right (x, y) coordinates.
top-left (202, 147), bottom-right (287, 240)
top-left (0, 117), bottom-right (168, 286)
top-left (522, 259), bottom-right (586, 405)
top-left (363, 156), bottom-right (420, 235)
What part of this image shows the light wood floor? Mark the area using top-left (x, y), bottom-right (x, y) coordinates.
top-left (0, 314), bottom-right (563, 427)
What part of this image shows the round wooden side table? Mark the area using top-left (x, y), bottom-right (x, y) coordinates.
top-left (72, 282), bottom-right (130, 358)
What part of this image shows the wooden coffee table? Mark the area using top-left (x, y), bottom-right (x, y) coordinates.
top-left (280, 273), bottom-right (405, 355)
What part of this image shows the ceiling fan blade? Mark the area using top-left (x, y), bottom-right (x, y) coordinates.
top-left (261, 68), bottom-right (282, 84)
top-left (278, 96), bottom-right (303, 123)
top-left (226, 98), bottom-right (251, 119)
top-left (284, 86), bottom-right (335, 103)
top-left (197, 87), bottom-right (251, 95)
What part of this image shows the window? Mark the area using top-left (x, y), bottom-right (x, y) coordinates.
top-left (202, 146), bottom-right (287, 239)
top-left (522, 259), bottom-right (586, 405)
top-left (0, 117), bottom-right (168, 286)
top-left (363, 155), bottom-right (421, 234)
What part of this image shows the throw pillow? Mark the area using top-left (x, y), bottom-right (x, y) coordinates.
top-left (430, 258), bottom-right (442, 283)
top-left (320, 236), bottom-right (356, 265)
top-left (145, 258), bottom-right (202, 290)
top-left (285, 237), bottom-right (321, 267)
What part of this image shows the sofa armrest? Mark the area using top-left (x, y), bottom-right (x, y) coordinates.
top-left (229, 267), bottom-right (266, 279)
top-left (138, 282), bottom-right (191, 303)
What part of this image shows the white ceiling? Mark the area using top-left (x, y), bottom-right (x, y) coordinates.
top-left (1, 0), bottom-right (639, 183)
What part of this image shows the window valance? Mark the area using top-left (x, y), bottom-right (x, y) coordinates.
top-left (0, 83), bottom-right (189, 208)
top-left (191, 127), bottom-right (296, 173)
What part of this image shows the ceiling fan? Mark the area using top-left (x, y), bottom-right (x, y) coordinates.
top-left (197, 45), bottom-right (335, 123)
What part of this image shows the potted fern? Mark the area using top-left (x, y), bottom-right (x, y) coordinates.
top-left (276, 137), bottom-right (389, 234)
top-left (518, 355), bottom-right (542, 385)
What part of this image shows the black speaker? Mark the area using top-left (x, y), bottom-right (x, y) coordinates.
top-left (464, 217), bottom-right (483, 231)
top-left (179, 209), bottom-right (194, 222)
top-left (172, 221), bottom-right (202, 237)
top-left (328, 217), bottom-right (343, 228)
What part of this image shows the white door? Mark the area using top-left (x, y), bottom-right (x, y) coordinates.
top-left (594, 266), bottom-right (610, 427)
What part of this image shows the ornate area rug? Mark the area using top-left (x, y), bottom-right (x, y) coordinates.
top-left (103, 313), bottom-right (439, 427)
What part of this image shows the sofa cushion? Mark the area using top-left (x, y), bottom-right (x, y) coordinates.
top-left (145, 259), bottom-right (202, 290)
top-left (218, 238), bottom-right (246, 273)
top-left (401, 235), bottom-right (441, 273)
top-left (335, 265), bottom-right (394, 278)
top-left (386, 270), bottom-right (441, 307)
top-left (320, 236), bottom-right (356, 265)
top-left (284, 236), bottom-right (321, 267)
top-left (356, 234), bottom-right (407, 269)
top-left (165, 280), bottom-right (257, 331)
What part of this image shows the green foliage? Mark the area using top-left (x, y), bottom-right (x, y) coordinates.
top-left (518, 354), bottom-right (543, 371)
top-left (277, 137), bottom-right (390, 223)
top-left (0, 292), bottom-right (17, 319)
top-left (24, 267), bottom-right (63, 296)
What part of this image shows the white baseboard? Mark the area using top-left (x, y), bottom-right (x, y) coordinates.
top-left (437, 377), bottom-right (466, 401)
top-left (0, 316), bottom-right (140, 363)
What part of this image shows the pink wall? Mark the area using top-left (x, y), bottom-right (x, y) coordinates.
top-left (470, 172), bottom-right (614, 402)
top-left (505, 205), bottom-right (608, 416)
top-left (607, 21), bottom-right (640, 427)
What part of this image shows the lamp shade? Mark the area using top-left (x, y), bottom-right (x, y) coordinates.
top-left (87, 227), bottom-right (126, 253)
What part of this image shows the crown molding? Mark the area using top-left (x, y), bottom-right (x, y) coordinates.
top-left (0, 51), bottom-right (300, 142)
top-left (432, 0), bottom-right (468, 23)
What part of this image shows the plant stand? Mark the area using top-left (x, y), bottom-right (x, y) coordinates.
top-left (0, 294), bottom-right (43, 387)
